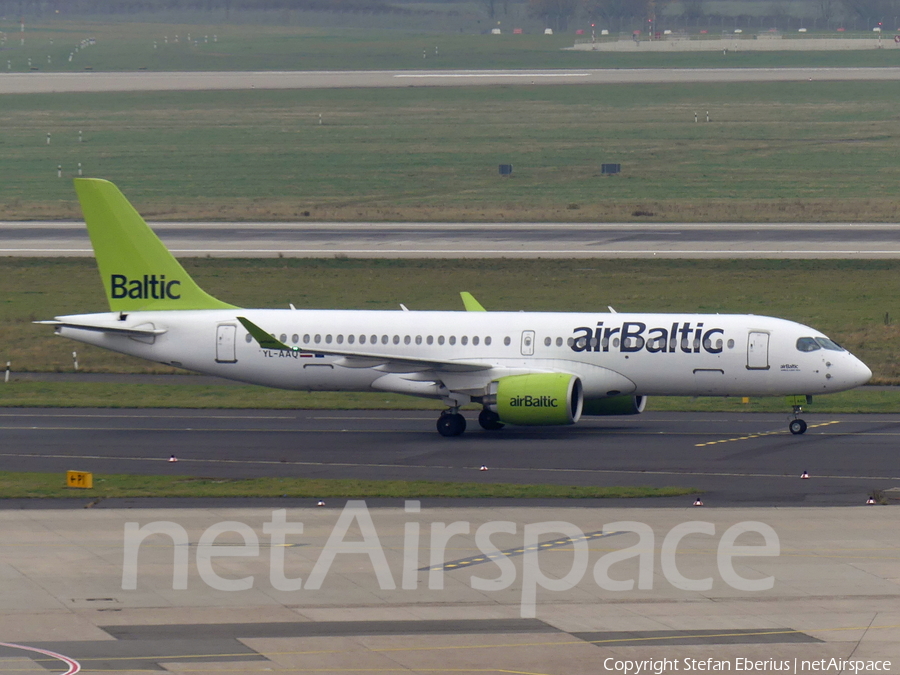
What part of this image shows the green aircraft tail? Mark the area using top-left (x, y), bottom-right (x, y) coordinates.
top-left (74, 178), bottom-right (236, 312)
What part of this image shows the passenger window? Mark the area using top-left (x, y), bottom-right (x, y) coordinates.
top-left (567, 337), bottom-right (575, 347)
top-left (393, 335), bottom-right (400, 345)
top-left (371, 335), bottom-right (377, 344)
top-left (485, 336), bottom-right (491, 346)
top-left (359, 335), bottom-right (366, 344)
top-left (381, 335), bottom-right (388, 345)
top-left (472, 336), bottom-right (479, 346)
top-left (796, 337), bottom-right (821, 352)
top-left (544, 337), bottom-right (552, 347)
top-left (556, 337), bottom-right (563, 347)
top-left (504, 337), bottom-right (511, 346)
top-left (245, 333), bottom-right (252, 343)
top-left (438, 336), bottom-right (445, 345)
top-left (449, 336), bottom-right (457, 345)
top-left (314, 334), bottom-right (321, 344)
top-left (461, 336), bottom-right (468, 345)
top-left (280, 334), bottom-right (287, 343)
top-left (348, 335), bottom-right (355, 344)
top-left (415, 335), bottom-right (422, 345)
top-left (404, 335), bottom-right (411, 345)
top-left (727, 339), bottom-right (735, 349)
top-left (427, 336), bottom-right (434, 345)
top-left (336, 335), bottom-right (343, 344)
top-left (303, 334), bottom-right (310, 344)
top-left (292, 334), bottom-right (299, 344)
top-left (325, 335), bottom-right (333, 344)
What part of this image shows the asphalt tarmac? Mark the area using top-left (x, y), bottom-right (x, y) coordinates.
top-left (5, 221), bottom-right (900, 258)
top-left (2, 407), bottom-right (898, 507)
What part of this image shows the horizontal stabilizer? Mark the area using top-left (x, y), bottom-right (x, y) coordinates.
top-left (35, 320), bottom-right (167, 337)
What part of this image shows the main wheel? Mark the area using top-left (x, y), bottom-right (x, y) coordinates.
top-left (789, 419), bottom-right (807, 435)
top-left (437, 413), bottom-right (466, 437)
top-left (478, 409), bottom-right (504, 431)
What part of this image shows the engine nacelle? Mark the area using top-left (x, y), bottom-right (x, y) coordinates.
top-left (582, 395), bottom-right (647, 416)
top-left (486, 373), bottom-right (583, 426)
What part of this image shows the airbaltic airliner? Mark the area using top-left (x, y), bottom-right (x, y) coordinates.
top-left (39, 179), bottom-right (872, 436)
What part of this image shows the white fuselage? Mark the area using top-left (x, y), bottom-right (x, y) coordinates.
top-left (54, 309), bottom-right (872, 400)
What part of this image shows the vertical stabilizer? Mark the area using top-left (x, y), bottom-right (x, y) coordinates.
top-left (74, 178), bottom-right (236, 312)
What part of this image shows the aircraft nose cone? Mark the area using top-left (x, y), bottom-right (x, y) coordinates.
top-left (853, 359), bottom-right (873, 387)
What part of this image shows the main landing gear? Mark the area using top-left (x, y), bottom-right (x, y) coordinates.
top-left (789, 404), bottom-right (807, 435)
top-left (436, 409), bottom-right (505, 436)
top-left (436, 409), bottom-right (467, 437)
top-left (478, 409), bottom-right (504, 431)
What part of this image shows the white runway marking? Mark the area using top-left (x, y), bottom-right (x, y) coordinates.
top-left (0, 641), bottom-right (80, 674)
top-left (394, 72), bottom-right (591, 78)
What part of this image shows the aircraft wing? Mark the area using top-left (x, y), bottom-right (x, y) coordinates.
top-left (237, 316), bottom-right (491, 373)
top-left (34, 320), bottom-right (167, 337)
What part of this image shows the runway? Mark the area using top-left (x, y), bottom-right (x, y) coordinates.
top-left (5, 221), bottom-right (900, 258)
top-left (3, 67), bottom-right (900, 94)
top-left (2, 407), bottom-right (898, 507)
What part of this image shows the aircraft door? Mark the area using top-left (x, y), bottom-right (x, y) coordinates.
top-left (521, 330), bottom-right (535, 356)
top-left (746, 331), bottom-right (769, 370)
top-left (216, 324), bottom-right (238, 363)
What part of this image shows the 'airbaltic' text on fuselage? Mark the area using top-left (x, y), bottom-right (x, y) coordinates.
top-left (111, 274), bottom-right (181, 300)
top-left (571, 322), bottom-right (725, 354)
top-left (509, 395), bottom-right (559, 408)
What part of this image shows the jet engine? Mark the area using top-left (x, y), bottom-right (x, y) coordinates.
top-left (484, 373), bottom-right (583, 426)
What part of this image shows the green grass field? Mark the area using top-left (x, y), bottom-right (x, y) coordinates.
top-left (3, 20), bottom-right (900, 72)
top-left (4, 257), bottom-right (900, 385)
top-left (5, 81), bottom-right (900, 222)
top-left (0, 471), bottom-right (695, 499)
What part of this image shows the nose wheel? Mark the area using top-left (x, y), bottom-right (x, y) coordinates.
top-left (437, 409), bottom-right (467, 437)
top-left (789, 418), bottom-right (807, 435)
top-left (789, 405), bottom-right (807, 435)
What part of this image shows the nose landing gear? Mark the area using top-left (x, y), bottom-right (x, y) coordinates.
top-left (789, 403), bottom-right (807, 435)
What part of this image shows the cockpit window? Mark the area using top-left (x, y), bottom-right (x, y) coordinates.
top-left (815, 337), bottom-right (845, 352)
top-left (796, 337), bottom-right (821, 352)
